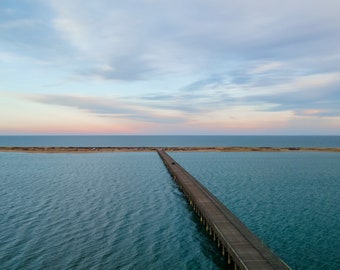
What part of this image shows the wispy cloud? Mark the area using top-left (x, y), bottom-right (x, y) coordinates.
top-left (23, 93), bottom-right (187, 124)
top-left (1, 0), bottom-right (340, 134)
top-left (44, 1), bottom-right (340, 81)
top-left (3, 0), bottom-right (340, 82)
top-left (181, 75), bottom-right (226, 92)
top-left (242, 73), bottom-right (340, 117)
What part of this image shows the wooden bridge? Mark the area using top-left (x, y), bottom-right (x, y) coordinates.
top-left (157, 149), bottom-right (290, 270)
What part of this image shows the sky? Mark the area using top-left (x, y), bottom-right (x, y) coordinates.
top-left (1, 0), bottom-right (340, 135)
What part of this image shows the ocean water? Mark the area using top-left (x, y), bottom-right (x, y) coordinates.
top-left (1, 150), bottom-right (339, 269)
top-left (1, 135), bottom-right (340, 147)
top-left (170, 151), bottom-right (340, 270)
top-left (0, 152), bottom-right (226, 270)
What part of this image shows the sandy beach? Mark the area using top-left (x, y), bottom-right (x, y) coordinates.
top-left (1, 146), bottom-right (339, 153)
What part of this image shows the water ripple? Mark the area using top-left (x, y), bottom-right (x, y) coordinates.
top-left (0, 152), bottom-right (226, 269)
top-left (171, 151), bottom-right (340, 270)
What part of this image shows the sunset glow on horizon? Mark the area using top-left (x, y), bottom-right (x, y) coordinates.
top-left (1, 1), bottom-right (340, 135)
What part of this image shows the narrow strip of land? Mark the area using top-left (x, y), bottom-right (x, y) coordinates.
top-left (0, 146), bottom-right (339, 153)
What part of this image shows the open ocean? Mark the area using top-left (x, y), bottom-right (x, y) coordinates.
top-left (1, 135), bottom-right (340, 147)
top-left (0, 136), bottom-right (339, 269)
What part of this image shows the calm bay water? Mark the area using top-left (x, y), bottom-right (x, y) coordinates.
top-left (170, 152), bottom-right (340, 270)
top-left (1, 137), bottom-right (339, 269)
top-left (1, 135), bottom-right (340, 147)
top-left (0, 152), bottom-right (225, 269)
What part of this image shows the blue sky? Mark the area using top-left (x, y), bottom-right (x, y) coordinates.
top-left (1, 0), bottom-right (340, 134)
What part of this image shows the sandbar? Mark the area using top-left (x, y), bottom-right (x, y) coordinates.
top-left (0, 146), bottom-right (339, 153)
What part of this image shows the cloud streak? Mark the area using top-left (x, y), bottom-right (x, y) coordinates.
top-left (26, 93), bottom-right (187, 124)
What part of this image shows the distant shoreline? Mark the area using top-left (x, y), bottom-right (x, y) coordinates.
top-left (1, 146), bottom-right (340, 153)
